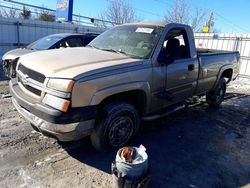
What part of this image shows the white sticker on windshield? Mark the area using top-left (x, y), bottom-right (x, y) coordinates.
top-left (136, 27), bottom-right (154, 34)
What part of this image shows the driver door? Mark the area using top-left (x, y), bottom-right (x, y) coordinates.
top-left (163, 29), bottom-right (199, 105)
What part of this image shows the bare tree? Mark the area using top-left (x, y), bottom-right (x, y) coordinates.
top-left (97, 0), bottom-right (138, 27)
top-left (38, 9), bottom-right (55, 22)
top-left (165, 0), bottom-right (211, 32)
top-left (165, 0), bottom-right (190, 25)
top-left (204, 12), bottom-right (215, 32)
top-left (1, 7), bottom-right (19, 18)
top-left (20, 6), bottom-right (31, 19)
top-left (191, 8), bottom-right (208, 32)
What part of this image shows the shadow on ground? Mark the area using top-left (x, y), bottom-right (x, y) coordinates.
top-left (62, 93), bottom-right (250, 187)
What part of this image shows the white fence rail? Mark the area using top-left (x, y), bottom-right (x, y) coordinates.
top-left (194, 33), bottom-right (250, 79)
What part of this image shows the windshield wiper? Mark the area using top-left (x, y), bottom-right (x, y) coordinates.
top-left (88, 47), bottom-right (143, 59)
top-left (100, 48), bottom-right (128, 56)
top-left (86, 44), bottom-right (100, 50)
top-left (103, 48), bottom-right (145, 59)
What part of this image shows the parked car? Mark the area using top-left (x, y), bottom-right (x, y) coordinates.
top-left (10, 22), bottom-right (240, 151)
top-left (2, 32), bottom-right (99, 78)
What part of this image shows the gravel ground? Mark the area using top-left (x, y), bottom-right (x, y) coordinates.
top-left (0, 79), bottom-right (250, 188)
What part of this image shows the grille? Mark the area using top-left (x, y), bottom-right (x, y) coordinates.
top-left (18, 77), bottom-right (42, 96)
top-left (18, 64), bottom-right (46, 83)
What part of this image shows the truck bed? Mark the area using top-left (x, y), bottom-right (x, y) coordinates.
top-left (195, 48), bottom-right (240, 95)
top-left (197, 48), bottom-right (238, 56)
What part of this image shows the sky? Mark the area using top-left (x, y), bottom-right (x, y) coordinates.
top-left (2, 0), bottom-right (250, 34)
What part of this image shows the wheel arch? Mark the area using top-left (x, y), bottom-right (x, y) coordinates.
top-left (91, 82), bottom-right (150, 115)
top-left (213, 65), bottom-right (233, 90)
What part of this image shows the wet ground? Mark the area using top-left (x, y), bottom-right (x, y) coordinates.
top-left (0, 79), bottom-right (250, 188)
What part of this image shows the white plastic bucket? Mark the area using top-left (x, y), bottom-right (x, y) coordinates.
top-left (115, 147), bottom-right (148, 180)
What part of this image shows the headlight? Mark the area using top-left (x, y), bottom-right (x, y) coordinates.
top-left (47, 79), bottom-right (75, 92)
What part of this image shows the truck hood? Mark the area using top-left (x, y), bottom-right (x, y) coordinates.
top-left (18, 47), bottom-right (140, 79)
top-left (2, 48), bottom-right (35, 60)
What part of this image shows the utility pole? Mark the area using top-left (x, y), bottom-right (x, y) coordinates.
top-left (203, 12), bottom-right (214, 33)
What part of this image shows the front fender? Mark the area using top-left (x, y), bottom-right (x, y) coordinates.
top-left (90, 81), bottom-right (151, 110)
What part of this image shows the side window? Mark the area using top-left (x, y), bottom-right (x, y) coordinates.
top-left (55, 41), bottom-right (68, 48)
top-left (53, 42), bottom-right (61, 49)
top-left (65, 37), bottom-right (84, 47)
top-left (83, 36), bottom-right (95, 46)
top-left (163, 29), bottom-right (190, 62)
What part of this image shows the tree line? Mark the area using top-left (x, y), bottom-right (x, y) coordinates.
top-left (0, 6), bottom-right (55, 22)
top-left (99, 0), bottom-right (217, 32)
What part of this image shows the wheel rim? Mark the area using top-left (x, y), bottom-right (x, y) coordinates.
top-left (216, 84), bottom-right (225, 102)
top-left (108, 116), bottom-right (133, 147)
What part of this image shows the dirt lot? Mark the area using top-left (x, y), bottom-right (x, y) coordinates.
top-left (0, 79), bottom-right (250, 188)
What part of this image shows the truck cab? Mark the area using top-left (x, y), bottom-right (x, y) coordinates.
top-left (150, 24), bottom-right (199, 110)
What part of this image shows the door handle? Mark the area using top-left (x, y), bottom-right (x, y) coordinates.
top-left (188, 64), bottom-right (195, 71)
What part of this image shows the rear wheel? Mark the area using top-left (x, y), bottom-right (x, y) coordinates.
top-left (206, 77), bottom-right (226, 108)
top-left (90, 102), bottom-right (140, 152)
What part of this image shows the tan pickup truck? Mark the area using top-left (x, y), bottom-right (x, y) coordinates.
top-left (9, 22), bottom-right (239, 151)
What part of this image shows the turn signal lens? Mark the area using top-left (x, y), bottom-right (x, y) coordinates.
top-left (42, 94), bottom-right (70, 112)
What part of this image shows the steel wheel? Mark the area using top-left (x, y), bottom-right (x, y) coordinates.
top-left (206, 77), bottom-right (226, 108)
top-left (215, 82), bottom-right (226, 102)
top-left (108, 116), bottom-right (134, 147)
top-left (91, 102), bottom-right (140, 152)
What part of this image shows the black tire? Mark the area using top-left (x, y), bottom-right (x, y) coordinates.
top-left (206, 77), bottom-right (226, 108)
top-left (90, 103), bottom-right (140, 152)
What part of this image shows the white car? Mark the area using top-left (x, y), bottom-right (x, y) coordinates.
top-left (2, 32), bottom-right (98, 78)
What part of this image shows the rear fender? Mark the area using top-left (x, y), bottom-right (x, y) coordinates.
top-left (212, 64), bottom-right (233, 90)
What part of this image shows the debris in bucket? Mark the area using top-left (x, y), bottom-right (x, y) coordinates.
top-left (121, 147), bottom-right (134, 163)
top-left (120, 145), bottom-right (146, 164)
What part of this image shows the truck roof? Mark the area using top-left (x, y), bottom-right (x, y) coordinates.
top-left (123, 22), bottom-right (166, 27)
top-left (122, 22), bottom-right (191, 29)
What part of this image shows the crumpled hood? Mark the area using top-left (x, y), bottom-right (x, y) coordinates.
top-left (18, 47), bottom-right (139, 79)
top-left (2, 48), bottom-right (35, 60)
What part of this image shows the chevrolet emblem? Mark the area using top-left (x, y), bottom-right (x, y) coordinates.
top-left (20, 74), bottom-right (29, 85)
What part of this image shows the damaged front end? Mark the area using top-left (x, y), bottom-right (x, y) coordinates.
top-left (2, 57), bottom-right (19, 78)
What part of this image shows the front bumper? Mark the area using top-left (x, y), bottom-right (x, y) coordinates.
top-left (10, 80), bottom-right (97, 141)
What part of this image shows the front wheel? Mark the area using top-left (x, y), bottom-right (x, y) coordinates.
top-left (206, 77), bottom-right (226, 108)
top-left (90, 103), bottom-right (140, 152)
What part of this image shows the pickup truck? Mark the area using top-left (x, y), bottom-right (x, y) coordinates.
top-left (9, 22), bottom-right (240, 151)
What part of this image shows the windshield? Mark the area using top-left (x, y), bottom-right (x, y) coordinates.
top-left (26, 35), bottom-right (63, 50)
top-left (89, 25), bottom-right (164, 59)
